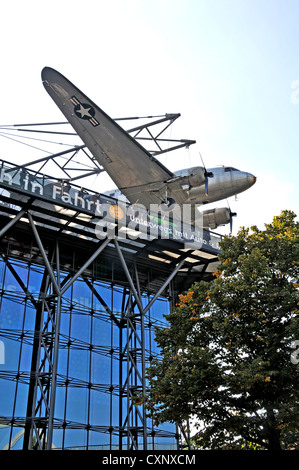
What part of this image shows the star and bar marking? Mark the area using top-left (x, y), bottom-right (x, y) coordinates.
top-left (70, 96), bottom-right (100, 127)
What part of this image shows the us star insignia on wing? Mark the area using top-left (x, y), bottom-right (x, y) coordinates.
top-left (70, 96), bottom-right (100, 127)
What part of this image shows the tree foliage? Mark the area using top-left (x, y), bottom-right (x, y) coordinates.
top-left (143, 210), bottom-right (299, 450)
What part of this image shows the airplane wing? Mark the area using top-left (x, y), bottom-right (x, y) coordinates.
top-left (41, 67), bottom-right (175, 208)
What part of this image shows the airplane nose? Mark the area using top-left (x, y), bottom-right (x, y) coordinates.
top-left (247, 173), bottom-right (257, 186)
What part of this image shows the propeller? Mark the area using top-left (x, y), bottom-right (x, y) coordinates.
top-left (229, 209), bottom-right (237, 233)
top-left (199, 152), bottom-right (213, 196)
top-left (226, 199), bottom-right (237, 233)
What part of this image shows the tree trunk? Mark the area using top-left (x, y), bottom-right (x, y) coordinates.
top-left (266, 407), bottom-right (282, 451)
top-left (268, 429), bottom-right (282, 451)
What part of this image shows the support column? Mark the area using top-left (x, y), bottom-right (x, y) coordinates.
top-left (114, 239), bottom-right (185, 450)
top-left (23, 213), bottom-right (111, 449)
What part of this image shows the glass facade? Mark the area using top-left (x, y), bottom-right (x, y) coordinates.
top-left (0, 247), bottom-right (178, 450)
top-left (0, 158), bottom-right (221, 451)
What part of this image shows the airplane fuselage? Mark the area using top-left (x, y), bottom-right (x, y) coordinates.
top-left (105, 165), bottom-right (256, 210)
top-left (179, 166), bottom-right (256, 205)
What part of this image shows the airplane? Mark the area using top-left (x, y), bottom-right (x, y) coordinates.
top-left (41, 67), bottom-right (256, 231)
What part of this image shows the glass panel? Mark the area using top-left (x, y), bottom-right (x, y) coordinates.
top-left (0, 297), bottom-right (24, 330)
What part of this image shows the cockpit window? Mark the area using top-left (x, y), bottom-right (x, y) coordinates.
top-left (224, 167), bottom-right (238, 172)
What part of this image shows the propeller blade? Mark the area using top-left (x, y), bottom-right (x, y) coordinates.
top-left (229, 211), bottom-right (237, 233)
top-left (199, 152), bottom-right (213, 196)
top-left (199, 152), bottom-right (205, 168)
top-left (205, 177), bottom-right (208, 196)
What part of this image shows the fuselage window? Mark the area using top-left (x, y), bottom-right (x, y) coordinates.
top-left (224, 167), bottom-right (238, 172)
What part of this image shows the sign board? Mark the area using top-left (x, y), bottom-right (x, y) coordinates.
top-left (0, 160), bottom-right (222, 252)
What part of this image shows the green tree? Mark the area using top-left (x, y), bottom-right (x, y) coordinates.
top-left (143, 211), bottom-right (299, 450)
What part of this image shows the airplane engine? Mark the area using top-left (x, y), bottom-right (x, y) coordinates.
top-left (187, 167), bottom-right (206, 187)
top-left (200, 207), bottom-right (236, 229)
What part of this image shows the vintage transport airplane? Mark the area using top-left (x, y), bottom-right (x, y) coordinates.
top-left (41, 67), bottom-right (256, 231)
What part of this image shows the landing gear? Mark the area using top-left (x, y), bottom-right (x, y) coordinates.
top-left (161, 196), bottom-right (176, 211)
top-left (160, 188), bottom-right (176, 211)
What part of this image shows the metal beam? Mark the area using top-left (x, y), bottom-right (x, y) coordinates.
top-left (60, 238), bottom-right (110, 296)
top-left (47, 241), bottom-right (62, 449)
top-left (113, 247), bottom-right (148, 450)
top-left (143, 258), bottom-right (185, 314)
top-left (0, 210), bottom-right (26, 241)
top-left (27, 212), bottom-right (61, 296)
top-left (114, 239), bottom-right (145, 316)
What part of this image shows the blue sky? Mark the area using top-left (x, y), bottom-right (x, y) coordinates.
top-left (1, 0), bottom-right (298, 234)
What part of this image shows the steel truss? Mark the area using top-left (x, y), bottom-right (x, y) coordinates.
top-left (0, 114), bottom-right (195, 184)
